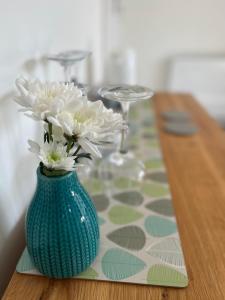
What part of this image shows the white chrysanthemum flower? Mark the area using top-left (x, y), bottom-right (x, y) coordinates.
top-left (28, 140), bottom-right (76, 171)
top-left (15, 77), bottom-right (82, 122)
top-left (56, 97), bottom-right (123, 158)
top-left (43, 123), bottom-right (66, 143)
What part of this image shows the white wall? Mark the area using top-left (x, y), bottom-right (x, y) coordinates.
top-left (120, 0), bottom-right (225, 89)
top-left (1, 0), bottom-right (225, 295)
top-left (0, 0), bottom-right (103, 296)
top-left (0, 0), bottom-right (103, 94)
top-left (0, 94), bottom-right (40, 296)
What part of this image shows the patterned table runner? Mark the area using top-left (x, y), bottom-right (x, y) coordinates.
top-left (17, 102), bottom-right (188, 287)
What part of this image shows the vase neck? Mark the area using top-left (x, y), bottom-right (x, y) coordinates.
top-left (36, 168), bottom-right (80, 187)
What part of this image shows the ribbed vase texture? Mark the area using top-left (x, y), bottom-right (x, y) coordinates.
top-left (26, 167), bottom-right (100, 278)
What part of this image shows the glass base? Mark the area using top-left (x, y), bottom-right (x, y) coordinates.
top-left (99, 151), bottom-right (145, 183)
top-left (77, 159), bottom-right (94, 182)
top-left (47, 50), bottom-right (91, 65)
top-left (99, 85), bottom-right (154, 103)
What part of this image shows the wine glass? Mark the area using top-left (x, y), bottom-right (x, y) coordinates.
top-left (47, 50), bottom-right (91, 84)
top-left (98, 84), bottom-right (154, 183)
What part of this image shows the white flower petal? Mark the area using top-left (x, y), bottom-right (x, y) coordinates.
top-left (52, 126), bottom-right (65, 143)
top-left (15, 77), bottom-right (28, 95)
top-left (28, 139), bottom-right (40, 154)
top-left (47, 116), bottom-right (62, 127)
top-left (50, 98), bottom-right (65, 114)
top-left (24, 113), bottom-right (40, 121)
top-left (14, 96), bottom-right (27, 107)
top-left (18, 107), bottom-right (30, 112)
top-left (78, 138), bottom-right (102, 158)
top-left (35, 141), bottom-right (77, 171)
top-left (14, 77), bottom-right (83, 121)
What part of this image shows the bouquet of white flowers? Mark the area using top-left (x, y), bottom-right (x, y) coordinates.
top-left (15, 77), bottom-right (123, 176)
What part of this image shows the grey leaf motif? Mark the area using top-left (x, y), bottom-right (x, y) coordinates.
top-left (92, 194), bottom-right (109, 212)
top-left (146, 237), bottom-right (184, 267)
top-left (145, 172), bottom-right (168, 184)
top-left (107, 225), bottom-right (146, 250)
top-left (142, 132), bottom-right (156, 139)
top-left (113, 191), bottom-right (144, 206)
top-left (164, 122), bottom-right (198, 136)
top-left (161, 110), bottom-right (190, 121)
top-left (145, 199), bottom-right (174, 217)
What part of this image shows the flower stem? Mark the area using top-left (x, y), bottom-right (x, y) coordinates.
top-left (42, 165), bottom-right (68, 177)
top-left (48, 123), bottom-right (53, 142)
top-left (74, 145), bottom-right (81, 156)
top-left (66, 140), bottom-right (73, 153)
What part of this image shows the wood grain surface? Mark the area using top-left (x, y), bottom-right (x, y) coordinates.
top-left (3, 93), bottom-right (225, 300)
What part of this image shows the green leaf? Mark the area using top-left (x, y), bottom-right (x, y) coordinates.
top-left (114, 177), bottom-right (139, 189)
top-left (141, 182), bottom-right (169, 197)
top-left (75, 153), bottom-right (92, 162)
top-left (77, 267), bottom-right (98, 279)
top-left (147, 265), bottom-right (188, 287)
top-left (44, 132), bottom-right (49, 143)
top-left (148, 125), bottom-right (157, 133)
top-left (144, 159), bottom-right (164, 170)
top-left (41, 167), bottom-right (69, 177)
top-left (147, 139), bottom-right (160, 148)
top-left (83, 179), bottom-right (103, 194)
top-left (108, 205), bottom-right (143, 225)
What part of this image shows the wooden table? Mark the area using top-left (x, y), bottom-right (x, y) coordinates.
top-left (3, 93), bottom-right (225, 300)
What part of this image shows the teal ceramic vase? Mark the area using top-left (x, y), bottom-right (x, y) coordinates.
top-left (25, 167), bottom-right (100, 278)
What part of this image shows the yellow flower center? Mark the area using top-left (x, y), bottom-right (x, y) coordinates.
top-left (39, 87), bottom-right (61, 103)
top-left (74, 110), bottom-right (94, 124)
top-left (47, 151), bottom-right (61, 163)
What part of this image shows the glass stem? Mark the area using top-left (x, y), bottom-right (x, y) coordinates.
top-left (73, 63), bottom-right (79, 86)
top-left (119, 102), bottom-right (130, 154)
top-left (64, 64), bottom-right (71, 83)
